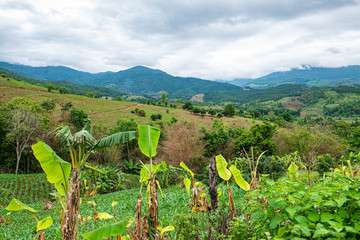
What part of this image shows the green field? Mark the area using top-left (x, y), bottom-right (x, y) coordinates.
top-left (0, 173), bottom-right (245, 239)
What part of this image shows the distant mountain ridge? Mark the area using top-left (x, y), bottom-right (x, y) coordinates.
top-left (247, 65), bottom-right (360, 88)
top-left (0, 62), bottom-right (240, 95)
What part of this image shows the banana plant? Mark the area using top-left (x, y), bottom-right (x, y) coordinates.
top-left (131, 125), bottom-right (173, 240)
top-left (6, 198), bottom-right (53, 239)
top-left (32, 124), bottom-right (136, 240)
top-left (216, 154), bottom-right (250, 216)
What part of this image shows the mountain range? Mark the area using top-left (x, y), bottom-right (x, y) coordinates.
top-left (0, 62), bottom-right (240, 95)
top-left (1, 62), bottom-right (360, 96)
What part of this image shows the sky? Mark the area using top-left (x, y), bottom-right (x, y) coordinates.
top-left (1, 0), bottom-right (360, 80)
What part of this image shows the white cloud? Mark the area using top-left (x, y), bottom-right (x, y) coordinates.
top-left (0, 0), bottom-right (360, 79)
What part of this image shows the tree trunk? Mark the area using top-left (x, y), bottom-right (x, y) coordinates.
top-left (62, 170), bottom-right (80, 240)
top-left (208, 157), bottom-right (218, 211)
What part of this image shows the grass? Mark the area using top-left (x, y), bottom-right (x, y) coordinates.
top-left (0, 173), bottom-right (246, 239)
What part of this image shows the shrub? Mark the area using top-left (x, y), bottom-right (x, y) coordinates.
top-left (40, 99), bottom-right (56, 112)
top-left (315, 153), bottom-right (337, 175)
top-left (70, 108), bottom-right (89, 129)
top-left (61, 101), bottom-right (73, 111)
top-left (58, 87), bottom-right (67, 94)
top-left (86, 92), bottom-right (95, 98)
top-left (151, 114), bottom-right (162, 121)
top-left (229, 171), bottom-right (360, 239)
top-left (137, 109), bottom-right (146, 117)
top-left (47, 84), bottom-right (54, 92)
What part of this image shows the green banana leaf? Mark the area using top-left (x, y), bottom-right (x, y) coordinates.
top-left (37, 216), bottom-right (53, 231)
top-left (229, 165), bottom-right (250, 191)
top-left (288, 162), bottom-right (299, 172)
top-left (82, 221), bottom-right (129, 240)
top-left (138, 125), bottom-right (160, 158)
top-left (216, 154), bottom-right (231, 181)
top-left (32, 141), bottom-right (71, 196)
top-left (6, 198), bottom-right (37, 213)
top-left (183, 178), bottom-right (191, 197)
top-left (180, 162), bottom-right (194, 178)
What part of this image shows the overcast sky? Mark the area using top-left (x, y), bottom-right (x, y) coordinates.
top-left (1, 0), bottom-right (360, 80)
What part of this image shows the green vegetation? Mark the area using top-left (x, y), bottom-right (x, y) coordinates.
top-left (1, 68), bottom-right (360, 239)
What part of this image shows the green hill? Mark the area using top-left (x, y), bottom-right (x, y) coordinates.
top-left (0, 62), bottom-right (241, 95)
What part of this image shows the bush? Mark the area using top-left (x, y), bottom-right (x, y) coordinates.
top-left (70, 108), bottom-right (89, 129)
top-left (151, 114), bottom-right (162, 121)
top-left (61, 101), bottom-right (73, 111)
top-left (58, 87), bottom-right (67, 94)
top-left (47, 84), bottom-right (55, 92)
top-left (122, 159), bottom-right (141, 174)
top-left (315, 153), bottom-right (337, 175)
top-left (258, 156), bottom-right (286, 180)
top-left (137, 109), bottom-right (146, 117)
top-left (229, 172), bottom-right (360, 239)
top-left (41, 99), bottom-right (56, 112)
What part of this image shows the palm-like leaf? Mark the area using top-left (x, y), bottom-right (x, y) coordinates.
top-left (54, 126), bottom-right (73, 146)
top-left (73, 129), bottom-right (96, 149)
top-left (94, 131), bottom-right (136, 151)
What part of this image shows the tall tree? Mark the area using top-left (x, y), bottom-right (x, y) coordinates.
top-left (5, 97), bottom-right (48, 174)
top-left (223, 103), bottom-right (236, 117)
top-left (161, 92), bottom-right (166, 105)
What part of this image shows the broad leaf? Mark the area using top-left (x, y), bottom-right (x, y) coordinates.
top-left (159, 226), bottom-right (175, 238)
top-left (139, 165), bottom-right (151, 184)
top-left (138, 125), bottom-right (160, 158)
top-left (82, 221), bottom-right (129, 240)
top-left (95, 131), bottom-right (136, 151)
top-left (37, 216), bottom-right (53, 231)
top-left (183, 178), bottom-right (191, 197)
top-left (270, 216), bottom-right (282, 229)
top-left (229, 165), bottom-right (250, 191)
top-left (288, 162), bottom-right (299, 172)
top-left (73, 129), bottom-right (96, 148)
top-left (54, 125), bottom-right (73, 146)
top-left (98, 212), bottom-right (113, 220)
top-left (216, 155), bottom-right (231, 181)
top-left (285, 206), bottom-right (297, 219)
top-left (180, 162), bottom-right (194, 178)
top-left (6, 198), bottom-right (37, 213)
top-left (32, 141), bottom-right (71, 196)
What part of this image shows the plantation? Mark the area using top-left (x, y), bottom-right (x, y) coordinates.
top-left (1, 75), bottom-right (360, 239)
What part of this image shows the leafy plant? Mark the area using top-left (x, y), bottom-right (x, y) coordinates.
top-left (123, 159), bottom-right (141, 174)
top-left (32, 125), bottom-right (136, 239)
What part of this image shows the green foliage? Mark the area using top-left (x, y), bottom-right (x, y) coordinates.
top-left (138, 125), bottom-right (160, 158)
top-left (70, 108), bottom-right (89, 129)
top-left (202, 120), bottom-right (230, 157)
top-left (82, 221), bottom-right (128, 240)
top-left (223, 103), bottom-right (236, 117)
top-left (58, 86), bottom-right (67, 94)
top-left (315, 154), bottom-right (337, 176)
top-left (115, 96), bottom-right (123, 101)
top-left (151, 114), bottom-right (162, 121)
top-left (182, 101), bottom-right (193, 110)
top-left (122, 159), bottom-right (141, 174)
top-left (61, 101), bottom-right (73, 111)
top-left (81, 165), bottom-right (125, 194)
top-left (234, 122), bottom-right (277, 156)
top-left (86, 92), bottom-right (95, 98)
top-left (229, 172), bottom-right (360, 239)
top-left (47, 84), bottom-right (54, 92)
top-left (40, 99), bottom-right (56, 112)
top-left (32, 141), bottom-right (71, 196)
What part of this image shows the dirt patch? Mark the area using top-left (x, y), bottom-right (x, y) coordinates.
top-left (190, 94), bottom-right (204, 102)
